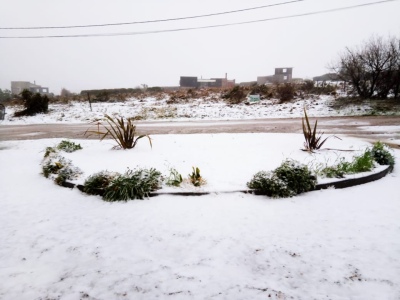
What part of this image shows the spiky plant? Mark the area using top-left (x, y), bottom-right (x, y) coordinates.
top-left (85, 114), bottom-right (152, 150)
top-left (302, 108), bottom-right (335, 152)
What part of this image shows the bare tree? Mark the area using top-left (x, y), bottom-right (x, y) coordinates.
top-left (331, 35), bottom-right (400, 99)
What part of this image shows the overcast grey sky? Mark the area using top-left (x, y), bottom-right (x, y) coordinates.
top-left (1, 0), bottom-right (399, 94)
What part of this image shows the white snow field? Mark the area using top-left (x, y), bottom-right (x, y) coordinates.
top-left (0, 94), bottom-right (382, 125)
top-left (0, 131), bottom-right (399, 300)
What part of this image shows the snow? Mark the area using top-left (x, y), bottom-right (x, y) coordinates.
top-left (1, 132), bottom-right (400, 300)
top-left (0, 96), bottom-right (400, 299)
top-left (1, 95), bottom-right (374, 125)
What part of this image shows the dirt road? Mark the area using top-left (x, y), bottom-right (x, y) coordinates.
top-left (1, 116), bottom-right (399, 146)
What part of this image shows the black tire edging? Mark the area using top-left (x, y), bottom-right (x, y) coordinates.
top-left (60, 165), bottom-right (393, 197)
top-left (314, 165), bottom-right (393, 190)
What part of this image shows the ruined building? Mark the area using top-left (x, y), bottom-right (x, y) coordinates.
top-left (257, 68), bottom-right (293, 85)
top-left (180, 74), bottom-right (235, 88)
top-left (11, 81), bottom-right (49, 95)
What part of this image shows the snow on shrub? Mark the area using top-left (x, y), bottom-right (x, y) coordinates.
top-left (247, 159), bottom-right (316, 198)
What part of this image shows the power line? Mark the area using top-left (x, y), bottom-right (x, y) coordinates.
top-left (0, 0), bottom-right (398, 39)
top-left (0, 0), bottom-right (304, 30)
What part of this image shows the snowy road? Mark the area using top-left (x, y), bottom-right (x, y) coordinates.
top-left (1, 116), bottom-right (400, 145)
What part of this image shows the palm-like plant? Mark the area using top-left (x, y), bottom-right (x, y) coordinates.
top-left (302, 108), bottom-right (332, 152)
top-left (85, 114), bottom-right (152, 149)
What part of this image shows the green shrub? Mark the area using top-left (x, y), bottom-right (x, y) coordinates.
top-left (166, 168), bottom-right (183, 187)
top-left (249, 84), bottom-right (269, 96)
top-left (42, 158), bottom-right (65, 178)
top-left (103, 168), bottom-right (162, 201)
top-left (276, 83), bottom-right (295, 102)
top-left (347, 150), bottom-right (374, 173)
top-left (274, 160), bottom-right (317, 194)
top-left (57, 140), bottom-right (82, 153)
top-left (247, 171), bottom-right (295, 198)
top-left (222, 86), bottom-right (246, 104)
top-left (42, 154), bottom-right (82, 184)
top-left (248, 159), bottom-right (316, 198)
top-left (83, 171), bottom-right (119, 195)
top-left (371, 141), bottom-right (395, 167)
top-left (54, 166), bottom-right (83, 186)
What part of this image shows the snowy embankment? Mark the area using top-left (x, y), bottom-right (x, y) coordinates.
top-left (1, 133), bottom-right (399, 300)
top-left (2, 95), bottom-right (374, 125)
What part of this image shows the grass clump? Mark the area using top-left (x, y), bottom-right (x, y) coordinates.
top-left (103, 168), bottom-right (162, 201)
top-left (371, 141), bottom-right (395, 168)
top-left (54, 166), bottom-right (82, 186)
top-left (319, 150), bottom-right (375, 178)
top-left (83, 171), bottom-right (119, 196)
top-left (165, 167), bottom-right (183, 187)
top-left (44, 140), bottom-right (82, 158)
top-left (42, 156), bottom-right (65, 178)
top-left (188, 167), bottom-right (206, 187)
top-left (248, 159), bottom-right (316, 198)
top-left (57, 140), bottom-right (82, 153)
top-left (44, 146), bottom-right (57, 158)
top-left (42, 154), bottom-right (82, 185)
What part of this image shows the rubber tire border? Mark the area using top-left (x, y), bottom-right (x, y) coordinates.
top-left (61, 165), bottom-right (393, 197)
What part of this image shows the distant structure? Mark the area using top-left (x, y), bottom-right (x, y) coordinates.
top-left (11, 81), bottom-right (49, 96)
top-left (257, 68), bottom-right (293, 85)
top-left (312, 73), bottom-right (341, 82)
top-left (180, 74), bottom-right (235, 88)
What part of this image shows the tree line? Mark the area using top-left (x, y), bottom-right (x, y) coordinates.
top-left (331, 35), bottom-right (400, 99)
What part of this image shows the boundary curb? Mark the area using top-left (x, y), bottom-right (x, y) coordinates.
top-left (61, 165), bottom-right (393, 197)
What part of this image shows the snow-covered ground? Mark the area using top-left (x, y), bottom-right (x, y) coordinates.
top-left (1, 131), bottom-right (399, 299)
top-left (1, 95), bottom-right (382, 125)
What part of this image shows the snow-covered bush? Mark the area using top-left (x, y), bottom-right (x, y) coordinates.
top-left (83, 171), bottom-right (120, 196)
top-left (103, 168), bottom-right (162, 201)
top-left (247, 159), bottom-right (316, 198)
top-left (371, 141), bottom-right (395, 168)
top-left (42, 154), bottom-right (82, 185)
top-left (247, 171), bottom-right (295, 198)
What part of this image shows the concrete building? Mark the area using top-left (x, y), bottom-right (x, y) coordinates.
top-left (11, 81), bottom-right (49, 96)
top-left (257, 68), bottom-right (293, 85)
top-left (180, 74), bottom-right (235, 88)
top-left (312, 73), bottom-right (341, 82)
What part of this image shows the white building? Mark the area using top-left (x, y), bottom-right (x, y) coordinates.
top-left (11, 81), bottom-right (49, 95)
